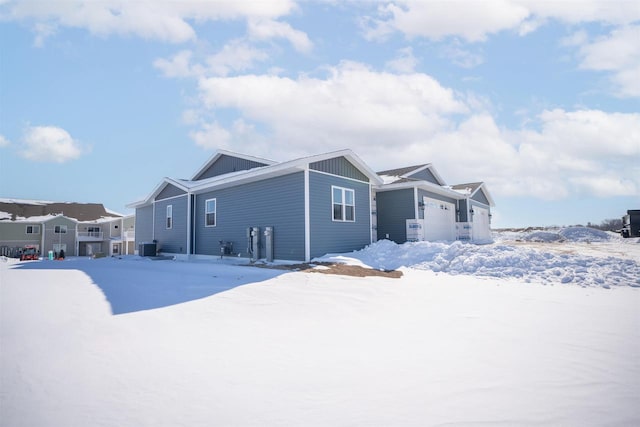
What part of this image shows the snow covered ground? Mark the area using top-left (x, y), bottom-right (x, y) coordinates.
top-left (1, 227), bottom-right (639, 426)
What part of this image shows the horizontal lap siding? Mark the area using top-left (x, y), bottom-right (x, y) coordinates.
top-left (153, 196), bottom-right (188, 254)
top-left (472, 189), bottom-right (490, 206)
top-left (135, 205), bottom-right (154, 245)
top-left (309, 172), bottom-right (370, 258)
top-left (194, 173), bottom-right (305, 261)
top-left (376, 189), bottom-right (415, 243)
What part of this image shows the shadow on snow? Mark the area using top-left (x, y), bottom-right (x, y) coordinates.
top-left (13, 257), bottom-right (286, 315)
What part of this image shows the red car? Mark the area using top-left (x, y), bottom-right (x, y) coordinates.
top-left (20, 246), bottom-right (39, 261)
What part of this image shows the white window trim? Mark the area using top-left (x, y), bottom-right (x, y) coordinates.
top-left (166, 205), bottom-right (173, 229)
top-left (332, 185), bottom-right (356, 223)
top-left (26, 225), bottom-right (40, 234)
top-left (205, 198), bottom-right (217, 228)
top-left (54, 225), bottom-right (67, 234)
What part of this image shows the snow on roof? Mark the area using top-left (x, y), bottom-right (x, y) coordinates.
top-left (0, 199), bottom-right (122, 223)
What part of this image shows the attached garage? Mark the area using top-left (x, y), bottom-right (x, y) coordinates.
top-left (423, 197), bottom-right (456, 241)
top-left (471, 206), bottom-right (492, 242)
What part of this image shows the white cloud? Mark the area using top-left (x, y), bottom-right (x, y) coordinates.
top-left (190, 63), bottom-right (639, 200)
top-left (0, 134), bottom-right (10, 147)
top-left (3, 0), bottom-right (297, 45)
top-left (247, 18), bottom-right (313, 53)
top-left (574, 25), bottom-right (640, 97)
top-left (20, 125), bottom-right (85, 163)
top-left (363, 0), bottom-right (640, 43)
top-left (154, 41), bottom-right (269, 79)
top-left (385, 47), bottom-right (418, 73)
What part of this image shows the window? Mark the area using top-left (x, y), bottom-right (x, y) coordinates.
top-left (166, 205), bottom-right (173, 229)
top-left (26, 225), bottom-right (40, 234)
top-left (54, 225), bottom-right (67, 234)
top-left (205, 198), bottom-right (216, 227)
top-left (332, 186), bottom-right (355, 222)
top-left (87, 226), bottom-right (101, 237)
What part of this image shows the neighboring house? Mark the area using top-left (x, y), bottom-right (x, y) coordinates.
top-left (128, 149), bottom-right (382, 262)
top-left (0, 199), bottom-right (135, 257)
top-left (375, 164), bottom-right (495, 244)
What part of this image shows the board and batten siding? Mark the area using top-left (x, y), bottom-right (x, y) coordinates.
top-left (308, 171), bottom-right (371, 259)
top-left (375, 189), bottom-right (415, 243)
top-left (194, 155), bottom-right (269, 181)
top-left (194, 172), bottom-right (306, 261)
top-left (135, 205), bottom-right (154, 246)
top-left (309, 157), bottom-right (369, 182)
top-left (408, 168), bottom-right (440, 185)
top-left (153, 196), bottom-right (188, 254)
top-left (155, 183), bottom-right (186, 201)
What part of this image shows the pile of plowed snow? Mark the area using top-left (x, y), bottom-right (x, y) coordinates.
top-left (319, 227), bottom-right (639, 288)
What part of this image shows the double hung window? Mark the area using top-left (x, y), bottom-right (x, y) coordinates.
top-left (332, 186), bottom-right (355, 222)
top-left (166, 205), bottom-right (173, 229)
top-left (205, 199), bottom-right (216, 227)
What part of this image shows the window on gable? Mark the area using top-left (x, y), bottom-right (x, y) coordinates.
top-left (54, 225), bottom-right (67, 234)
top-left (26, 225), bottom-right (40, 234)
top-left (205, 198), bottom-right (216, 227)
top-left (332, 186), bottom-right (355, 222)
top-left (166, 205), bottom-right (173, 229)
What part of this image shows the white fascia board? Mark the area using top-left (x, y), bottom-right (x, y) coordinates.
top-left (189, 149), bottom-right (383, 194)
top-left (126, 178), bottom-right (190, 209)
top-left (376, 181), bottom-right (465, 200)
top-left (190, 149), bottom-right (277, 181)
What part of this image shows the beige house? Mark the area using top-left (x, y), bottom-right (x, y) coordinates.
top-left (0, 199), bottom-right (135, 258)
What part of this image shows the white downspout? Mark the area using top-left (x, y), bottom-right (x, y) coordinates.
top-left (413, 187), bottom-right (419, 220)
top-left (186, 192), bottom-right (192, 257)
top-left (304, 166), bottom-right (310, 262)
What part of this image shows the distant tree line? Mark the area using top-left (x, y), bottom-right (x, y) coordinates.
top-left (586, 218), bottom-right (623, 232)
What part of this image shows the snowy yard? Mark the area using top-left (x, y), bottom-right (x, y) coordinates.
top-left (1, 229), bottom-right (639, 426)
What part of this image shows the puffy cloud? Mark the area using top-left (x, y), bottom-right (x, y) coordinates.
top-left (20, 125), bottom-right (85, 163)
top-left (189, 63), bottom-right (638, 200)
top-left (0, 134), bottom-right (10, 147)
top-left (3, 0), bottom-right (297, 44)
top-left (574, 25), bottom-right (640, 97)
top-left (363, 0), bottom-right (640, 42)
top-left (385, 47), bottom-right (418, 73)
top-left (195, 61), bottom-right (468, 158)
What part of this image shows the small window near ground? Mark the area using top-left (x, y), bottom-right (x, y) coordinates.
top-left (332, 186), bottom-right (355, 222)
top-left (205, 198), bottom-right (216, 227)
top-left (54, 225), bottom-right (67, 234)
top-left (26, 225), bottom-right (40, 234)
top-left (166, 205), bottom-right (173, 229)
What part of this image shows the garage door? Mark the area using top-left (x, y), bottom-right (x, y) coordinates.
top-left (472, 206), bottom-right (492, 242)
top-left (423, 197), bottom-right (456, 241)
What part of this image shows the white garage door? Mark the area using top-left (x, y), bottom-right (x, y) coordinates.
top-left (423, 197), bottom-right (456, 241)
top-left (472, 206), bottom-right (492, 242)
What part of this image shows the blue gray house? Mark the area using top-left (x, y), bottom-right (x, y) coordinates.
top-left (128, 150), bottom-right (382, 262)
top-left (375, 164), bottom-right (495, 244)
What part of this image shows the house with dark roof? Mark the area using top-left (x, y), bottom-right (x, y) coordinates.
top-left (0, 199), bottom-right (135, 257)
top-left (375, 164), bottom-right (494, 244)
top-left (128, 149), bottom-right (382, 262)
top-left (128, 149), bottom-right (495, 262)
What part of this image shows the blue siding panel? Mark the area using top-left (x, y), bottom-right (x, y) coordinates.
top-left (153, 196), bottom-right (188, 254)
top-left (458, 200), bottom-right (469, 222)
top-left (135, 205), bottom-right (154, 245)
top-left (195, 155), bottom-right (269, 180)
top-left (409, 168), bottom-right (440, 185)
top-left (310, 157), bottom-right (369, 182)
top-left (194, 173), bottom-right (306, 261)
top-left (375, 189), bottom-right (415, 243)
top-left (472, 189), bottom-right (490, 206)
top-left (155, 183), bottom-right (186, 201)
top-left (308, 171), bottom-right (371, 258)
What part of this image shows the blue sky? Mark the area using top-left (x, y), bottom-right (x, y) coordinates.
top-left (1, 0), bottom-right (638, 228)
